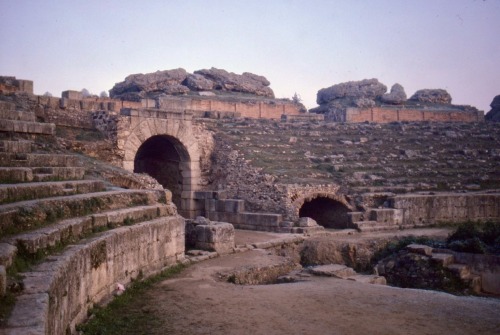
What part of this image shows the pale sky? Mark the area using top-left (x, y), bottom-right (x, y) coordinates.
top-left (1, 0), bottom-right (499, 112)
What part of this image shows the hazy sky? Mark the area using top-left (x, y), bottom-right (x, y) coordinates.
top-left (1, 0), bottom-right (499, 112)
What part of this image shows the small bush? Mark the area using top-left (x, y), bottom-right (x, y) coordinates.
top-left (448, 237), bottom-right (487, 254)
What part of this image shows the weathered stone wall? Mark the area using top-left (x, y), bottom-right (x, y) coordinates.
top-left (5, 216), bottom-right (185, 335)
top-left (159, 96), bottom-right (303, 120)
top-left (390, 193), bottom-right (500, 226)
top-left (346, 107), bottom-right (484, 123)
top-left (0, 76), bottom-right (33, 95)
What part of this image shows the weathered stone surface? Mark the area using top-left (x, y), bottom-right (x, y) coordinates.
top-left (194, 68), bottom-right (274, 98)
top-left (110, 68), bottom-right (189, 99)
top-left (409, 89), bottom-right (452, 104)
top-left (309, 264), bottom-right (357, 278)
top-left (380, 83), bottom-right (407, 105)
top-left (485, 95), bottom-right (500, 122)
top-left (298, 217), bottom-right (318, 227)
top-left (316, 79), bottom-right (387, 105)
top-left (183, 73), bottom-right (214, 91)
top-left (195, 222), bottom-right (235, 254)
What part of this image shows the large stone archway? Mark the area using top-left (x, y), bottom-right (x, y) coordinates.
top-left (134, 135), bottom-right (189, 207)
top-left (117, 110), bottom-right (201, 217)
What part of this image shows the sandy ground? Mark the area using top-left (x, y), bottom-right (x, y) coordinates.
top-left (138, 229), bottom-right (500, 335)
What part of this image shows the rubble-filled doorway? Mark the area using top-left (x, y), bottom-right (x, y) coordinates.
top-left (299, 197), bottom-right (350, 229)
top-left (134, 135), bottom-right (190, 208)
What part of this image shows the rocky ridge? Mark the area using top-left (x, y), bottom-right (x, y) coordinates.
top-left (310, 79), bottom-right (480, 121)
top-left (109, 67), bottom-right (274, 101)
top-left (485, 95), bottom-right (500, 122)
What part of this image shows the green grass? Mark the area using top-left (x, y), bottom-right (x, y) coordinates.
top-left (76, 264), bottom-right (186, 335)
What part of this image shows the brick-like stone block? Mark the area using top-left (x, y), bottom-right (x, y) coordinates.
top-left (194, 223), bottom-right (235, 254)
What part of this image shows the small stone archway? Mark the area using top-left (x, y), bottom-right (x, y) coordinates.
top-left (294, 193), bottom-right (353, 229)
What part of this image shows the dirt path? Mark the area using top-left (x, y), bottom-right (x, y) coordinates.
top-left (135, 229), bottom-right (499, 335)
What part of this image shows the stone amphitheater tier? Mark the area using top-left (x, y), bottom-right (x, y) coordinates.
top-left (202, 118), bottom-right (500, 227)
top-left (0, 100), bottom-right (185, 335)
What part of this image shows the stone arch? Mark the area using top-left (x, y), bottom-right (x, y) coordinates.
top-left (121, 116), bottom-right (201, 215)
top-left (294, 193), bottom-right (353, 229)
top-left (134, 135), bottom-right (188, 207)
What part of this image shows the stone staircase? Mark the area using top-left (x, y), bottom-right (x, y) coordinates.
top-left (0, 100), bottom-right (185, 334)
top-left (430, 249), bottom-right (482, 294)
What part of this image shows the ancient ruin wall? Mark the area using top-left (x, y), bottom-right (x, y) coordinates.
top-left (391, 193), bottom-right (500, 225)
top-left (159, 96), bottom-right (303, 119)
top-left (346, 107), bottom-right (484, 123)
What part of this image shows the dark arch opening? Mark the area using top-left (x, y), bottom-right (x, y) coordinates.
top-left (299, 197), bottom-right (350, 229)
top-left (134, 135), bottom-right (190, 208)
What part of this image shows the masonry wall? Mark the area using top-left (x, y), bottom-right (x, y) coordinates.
top-left (159, 96), bottom-right (302, 119)
top-left (390, 193), bottom-right (500, 226)
top-left (5, 216), bottom-right (185, 334)
top-left (346, 107), bottom-right (484, 123)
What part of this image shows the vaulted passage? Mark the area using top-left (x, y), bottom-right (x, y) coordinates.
top-left (299, 197), bottom-right (350, 229)
top-left (134, 135), bottom-right (190, 208)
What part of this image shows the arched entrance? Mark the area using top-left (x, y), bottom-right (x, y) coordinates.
top-left (299, 197), bottom-right (351, 229)
top-left (134, 135), bottom-right (189, 207)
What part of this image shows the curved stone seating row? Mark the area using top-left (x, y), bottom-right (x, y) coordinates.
top-left (0, 180), bottom-right (105, 205)
top-left (0, 189), bottom-right (158, 235)
top-left (0, 202), bottom-right (175, 264)
top-left (3, 215), bottom-right (185, 335)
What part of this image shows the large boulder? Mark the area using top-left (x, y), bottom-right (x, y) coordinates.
top-left (485, 95), bottom-right (500, 122)
top-left (194, 68), bottom-right (274, 98)
top-left (183, 73), bottom-right (214, 91)
top-left (316, 79), bottom-right (387, 105)
top-left (110, 68), bottom-right (189, 99)
top-left (109, 67), bottom-right (275, 100)
top-left (380, 83), bottom-right (407, 105)
top-left (409, 89), bottom-right (452, 104)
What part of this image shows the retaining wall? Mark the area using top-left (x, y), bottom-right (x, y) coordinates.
top-left (159, 96), bottom-right (302, 119)
top-left (390, 193), bottom-right (500, 226)
top-left (4, 216), bottom-right (185, 335)
top-left (345, 107), bottom-right (484, 123)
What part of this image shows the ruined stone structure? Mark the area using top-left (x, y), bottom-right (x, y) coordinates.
top-left (0, 74), bottom-right (499, 333)
top-left (310, 79), bottom-right (484, 122)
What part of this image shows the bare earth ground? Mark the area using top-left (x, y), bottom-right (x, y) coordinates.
top-left (134, 229), bottom-right (500, 335)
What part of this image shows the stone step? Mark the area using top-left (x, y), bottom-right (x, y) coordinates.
top-left (3, 204), bottom-right (173, 258)
top-left (0, 140), bottom-right (32, 153)
top-left (431, 252), bottom-right (455, 267)
top-left (347, 274), bottom-right (387, 285)
top-left (308, 264), bottom-right (357, 279)
top-left (0, 108), bottom-right (36, 122)
top-left (0, 180), bottom-right (106, 205)
top-left (353, 220), bottom-right (399, 232)
top-left (0, 167), bottom-right (33, 182)
top-left (462, 274), bottom-right (482, 294)
top-left (0, 119), bottom-right (55, 135)
top-left (0, 101), bottom-right (16, 112)
top-left (0, 189), bottom-right (158, 236)
top-left (0, 153), bottom-right (80, 167)
top-left (447, 263), bottom-right (471, 278)
top-left (32, 167), bottom-right (86, 181)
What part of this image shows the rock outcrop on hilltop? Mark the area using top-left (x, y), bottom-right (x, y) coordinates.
top-left (310, 79), bottom-right (390, 121)
top-left (110, 67), bottom-right (274, 101)
top-left (409, 89), bottom-right (452, 104)
top-left (380, 83), bottom-right (407, 105)
top-left (485, 95), bottom-right (500, 122)
top-left (310, 79), bottom-right (480, 122)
